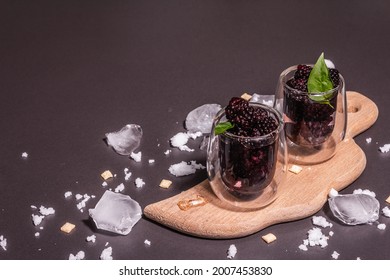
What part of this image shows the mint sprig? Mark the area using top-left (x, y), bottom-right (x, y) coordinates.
top-left (215, 121), bottom-right (234, 135)
top-left (307, 52), bottom-right (334, 107)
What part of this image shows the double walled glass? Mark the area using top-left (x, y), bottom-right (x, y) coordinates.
top-left (207, 103), bottom-right (286, 210)
top-left (275, 65), bottom-right (347, 164)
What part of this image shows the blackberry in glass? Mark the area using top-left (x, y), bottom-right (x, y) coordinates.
top-left (284, 64), bottom-right (340, 146)
top-left (218, 98), bottom-right (281, 200)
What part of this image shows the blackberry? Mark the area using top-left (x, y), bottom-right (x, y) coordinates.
top-left (288, 78), bottom-right (308, 92)
top-left (294, 64), bottom-right (312, 80)
top-left (329, 68), bottom-right (340, 87)
top-left (225, 97), bottom-right (253, 129)
top-left (225, 97), bottom-right (278, 137)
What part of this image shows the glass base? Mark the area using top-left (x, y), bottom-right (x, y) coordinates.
top-left (286, 136), bottom-right (337, 165)
top-left (209, 171), bottom-right (278, 210)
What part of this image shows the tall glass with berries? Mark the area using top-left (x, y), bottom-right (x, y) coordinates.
top-left (207, 97), bottom-right (286, 209)
top-left (275, 53), bottom-right (347, 164)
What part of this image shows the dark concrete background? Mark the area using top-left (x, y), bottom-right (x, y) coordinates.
top-left (0, 0), bottom-right (389, 260)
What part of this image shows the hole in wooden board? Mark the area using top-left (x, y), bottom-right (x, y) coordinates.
top-left (347, 104), bottom-right (361, 113)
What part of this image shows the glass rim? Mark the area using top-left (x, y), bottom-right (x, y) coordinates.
top-left (281, 64), bottom-right (345, 96)
top-left (214, 102), bottom-right (284, 141)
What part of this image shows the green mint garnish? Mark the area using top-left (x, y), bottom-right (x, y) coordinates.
top-left (215, 121), bottom-right (234, 135)
top-left (307, 52), bottom-right (334, 107)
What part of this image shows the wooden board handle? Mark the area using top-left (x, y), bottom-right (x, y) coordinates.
top-left (346, 91), bottom-right (378, 139)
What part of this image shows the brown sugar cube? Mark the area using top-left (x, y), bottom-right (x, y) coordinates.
top-left (386, 195), bottom-right (390, 204)
top-left (288, 165), bottom-right (303, 174)
top-left (101, 170), bottom-right (113, 180)
top-left (61, 222), bottom-right (75, 234)
top-left (240, 93), bottom-right (252, 101)
top-left (159, 179), bottom-right (172, 189)
top-left (262, 233), bottom-right (277, 244)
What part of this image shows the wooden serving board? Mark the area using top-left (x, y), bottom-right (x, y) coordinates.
top-left (144, 91), bottom-right (378, 239)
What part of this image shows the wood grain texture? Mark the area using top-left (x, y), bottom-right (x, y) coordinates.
top-left (144, 91), bottom-right (378, 239)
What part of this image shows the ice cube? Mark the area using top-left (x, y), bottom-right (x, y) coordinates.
top-left (328, 193), bottom-right (380, 225)
top-left (105, 124), bottom-right (143, 156)
top-left (89, 191), bottom-right (142, 235)
top-left (250, 94), bottom-right (274, 107)
top-left (185, 104), bottom-right (221, 133)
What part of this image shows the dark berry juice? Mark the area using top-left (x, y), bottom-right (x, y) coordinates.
top-left (219, 132), bottom-right (278, 200)
top-left (283, 87), bottom-right (337, 146)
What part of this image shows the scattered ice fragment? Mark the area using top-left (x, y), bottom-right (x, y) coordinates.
top-left (135, 178), bottom-right (145, 188)
top-left (199, 136), bottom-right (209, 150)
top-left (30, 205), bottom-right (37, 210)
top-left (102, 181), bottom-right (108, 187)
top-left (187, 131), bottom-right (202, 139)
top-left (377, 223), bottom-right (386, 230)
top-left (307, 227), bottom-right (328, 248)
top-left (105, 124), bottom-right (143, 156)
top-left (148, 159), bottom-right (155, 164)
top-left (69, 251), bottom-right (85, 260)
top-left (227, 244), bottom-right (237, 259)
top-left (75, 194), bottom-right (83, 200)
top-left (325, 59), bottom-right (335, 69)
top-left (35, 232), bottom-right (40, 237)
top-left (89, 191), bottom-right (142, 235)
top-left (0, 235), bottom-right (7, 251)
top-left (298, 244), bottom-right (308, 251)
top-left (382, 206), bottom-right (390, 217)
top-left (168, 161), bottom-right (206, 177)
top-left (379, 144), bottom-right (390, 153)
top-left (114, 183), bottom-right (125, 193)
top-left (353, 188), bottom-right (376, 197)
top-left (86, 234), bottom-right (96, 243)
top-left (77, 194), bottom-right (92, 212)
top-left (331, 251), bottom-right (340, 260)
top-left (130, 151), bottom-right (142, 162)
top-left (39, 206), bottom-right (55, 216)
top-left (144, 239), bottom-right (151, 246)
top-left (21, 152), bottom-right (28, 158)
top-left (185, 104), bottom-right (221, 133)
top-left (64, 191), bottom-right (72, 198)
top-left (328, 193), bottom-right (380, 225)
top-left (32, 214), bottom-right (45, 226)
top-left (329, 231), bottom-right (334, 236)
top-left (100, 246), bottom-right (113, 260)
top-left (312, 216), bottom-right (333, 228)
top-left (250, 94), bottom-right (274, 107)
top-left (366, 138), bottom-right (372, 144)
top-left (124, 168), bottom-right (132, 181)
top-left (164, 149), bottom-right (172, 155)
top-left (328, 188), bottom-right (339, 198)
top-left (170, 132), bottom-right (194, 152)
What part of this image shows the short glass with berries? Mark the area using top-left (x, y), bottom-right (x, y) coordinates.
top-left (275, 53), bottom-right (347, 164)
top-left (207, 97), bottom-right (286, 209)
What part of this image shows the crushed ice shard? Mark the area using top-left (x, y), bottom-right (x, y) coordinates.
top-left (89, 190), bottom-right (142, 235)
top-left (185, 104), bottom-right (221, 133)
top-left (328, 193), bottom-right (380, 225)
top-left (105, 124), bottom-right (142, 156)
top-left (250, 94), bottom-right (275, 106)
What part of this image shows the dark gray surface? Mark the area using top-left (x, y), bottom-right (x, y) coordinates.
top-left (1, 0), bottom-right (389, 260)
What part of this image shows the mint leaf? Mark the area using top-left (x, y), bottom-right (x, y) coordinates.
top-left (307, 53), bottom-right (334, 107)
top-left (215, 121), bottom-right (234, 135)
top-left (307, 52), bottom-right (333, 93)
